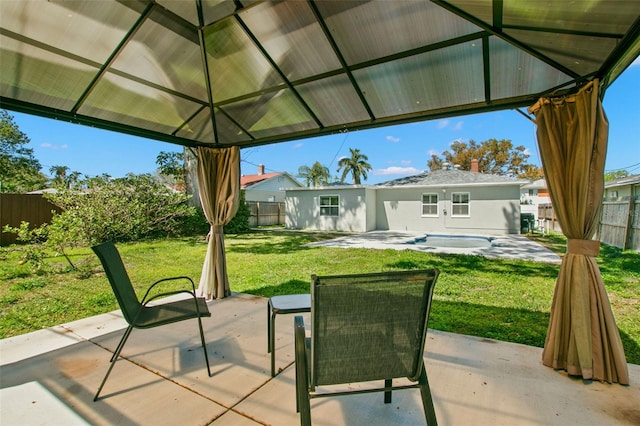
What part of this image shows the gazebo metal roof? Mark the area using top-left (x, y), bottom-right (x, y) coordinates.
top-left (1, 0), bottom-right (639, 149)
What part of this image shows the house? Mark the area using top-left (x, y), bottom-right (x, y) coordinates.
top-left (286, 161), bottom-right (526, 234)
top-left (241, 164), bottom-right (302, 202)
top-left (604, 174), bottom-right (640, 201)
top-left (520, 179), bottom-right (551, 221)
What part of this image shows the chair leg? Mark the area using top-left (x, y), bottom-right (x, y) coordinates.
top-left (270, 311), bottom-right (277, 377)
top-left (418, 365), bottom-right (437, 426)
top-left (384, 379), bottom-right (392, 403)
top-left (294, 316), bottom-right (311, 426)
top-left (94, 325), bottom-right (134, 401)
top-left (267, 301), bottom-right (272, 353)
top-left (197, 315), bottom-right (212, 377)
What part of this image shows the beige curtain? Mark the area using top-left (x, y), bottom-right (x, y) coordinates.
top-left (196, 146), bottom-right (240, 300)
top-left (529, 80), bottom-right (628, 384)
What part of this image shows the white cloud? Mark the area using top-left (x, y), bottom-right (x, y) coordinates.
top-left (293, 143), bottom-right (303, 149)
top-left (437, 119), bottom-right (463, 131)
top-left (373, 166), bottom-right (421, 176)
top-left (386, 135), bottom-right (400, 143)
top-left (523, 148), bottom-right (531, 156)
top-left (428, 149), bottom-right (439, 156)
top-left (40, 143), bottom-right (68, 150)
top-left (632, 56), bottom-right (640, 67)
top-left (400, 160), bottom-right (412, 165)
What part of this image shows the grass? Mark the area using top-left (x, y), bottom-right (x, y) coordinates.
top-left (1, 230), bottom-right (638, 364)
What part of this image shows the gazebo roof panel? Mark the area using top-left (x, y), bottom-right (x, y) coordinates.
top-left (0, 0), bottom-right (638, 148)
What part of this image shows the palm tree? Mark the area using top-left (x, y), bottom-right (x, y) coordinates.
top-left (337, 148), bottom-right (372, 184)
top-left (49, 165), bottom-right (69, 188)
top-left (298, 161), bottom-right (330, 187)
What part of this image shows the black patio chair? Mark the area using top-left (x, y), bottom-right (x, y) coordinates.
top-left (294, 269), bottom-right (439, 425)
top-left (91, 241), bottom-right (211, 401)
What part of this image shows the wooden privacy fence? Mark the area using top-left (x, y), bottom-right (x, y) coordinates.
top-left (600, 199), bottom-right (640, 251)
top-left (538, 200), bottom-right (640, 251)
top-left (246, 201), bottom-right (285, 227)
top-left (537, 204), bottom-right (563, 234)
top-left (0, 193), bottom-right (60, 246)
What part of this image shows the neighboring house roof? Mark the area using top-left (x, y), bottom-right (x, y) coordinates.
top-left (240, 171), bottom-right (302, 190)
top-left (26, 188), bottom-right (59, 194)
top-left (521, 179), bottom-right (547, 190)
top-left (605, 174), bottom-right (640, 189)
top-left (241, 172), bottom-right (283, 188)
top-left (376, 169), bottom-right (525, 187)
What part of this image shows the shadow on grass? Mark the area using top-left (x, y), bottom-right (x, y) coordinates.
top-left (225, 230), bottom-right (348, 255)
top-left (244, 279), bottom-right (309, 298)
top-left (385, 253), bottom-right (561, 280)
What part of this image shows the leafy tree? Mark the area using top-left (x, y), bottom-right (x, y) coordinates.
top-left (427, 138), bottom-right (542, 178)
top-left (156, 150), bottom-right (185, 189)
top-left (604, 170), bottom-right (629, 182)
top-left (519, 164), bottom-right (545, 181)
top-left (0, 110), bottom-right (47, 192)
top-left (297, 161), bottom-right (331, 187)
top-left (337, 148), bottom-right (372, 184)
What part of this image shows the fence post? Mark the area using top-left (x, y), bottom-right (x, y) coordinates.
top-left (256, 201), bottom-right (260, 226)
top-left (624, 197), bottom-right (634, 250)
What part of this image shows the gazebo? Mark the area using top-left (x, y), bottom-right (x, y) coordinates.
top-left (1, 0), bottom-right (638, 385)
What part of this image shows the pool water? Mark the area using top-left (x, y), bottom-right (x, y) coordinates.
top-left (407, 234), bottom-right (494, 249)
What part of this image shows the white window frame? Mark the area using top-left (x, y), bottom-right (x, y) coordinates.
top-left (451, 192), bottom-right (470, 217)
top-left (319, 195), bottom-right (339, 216)
top-left (421, 193), bottom-right (438, 217)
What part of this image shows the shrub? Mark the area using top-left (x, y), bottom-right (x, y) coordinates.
top-left (46, 174), bottom-right (197, 245)
top-left (224, 190), bottom-right (251, 234)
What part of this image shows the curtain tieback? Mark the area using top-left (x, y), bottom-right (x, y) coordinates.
top-left (567, 239), bottom-right (600, 256)
top-left (212, 225), bottom-right (223, 234)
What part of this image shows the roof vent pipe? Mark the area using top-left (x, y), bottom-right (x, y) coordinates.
top-left (258, 164), bottom-right (265, 175)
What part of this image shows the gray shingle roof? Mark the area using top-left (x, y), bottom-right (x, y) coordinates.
top-left (604, 174), bottom-right (640, 189)
top-left (376, 169), bottom-right (524, 187)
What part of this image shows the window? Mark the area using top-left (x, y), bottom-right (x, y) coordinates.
top-left (319, 195), bottom-right (339, 216)
top-left (451, 192), bottom-right (470, 217)
top-left (422, 193), bottom-right (438, 216)
top-left (267, 195), bottom-right (275, 202)
top-left (609, 190), bottom-right (618, 200)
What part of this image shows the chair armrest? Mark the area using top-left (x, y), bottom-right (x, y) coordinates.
top-left (140, 276), bottom-right (196, 304)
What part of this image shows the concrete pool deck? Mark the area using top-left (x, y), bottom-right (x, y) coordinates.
top-left (305, 231), bottom-right (561, 264)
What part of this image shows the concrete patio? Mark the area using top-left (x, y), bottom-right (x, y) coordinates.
top-left (1, 292), bottom-right (638, 425)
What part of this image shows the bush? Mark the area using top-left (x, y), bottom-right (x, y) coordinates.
top-left (224, 190), bottom-right (251, 234)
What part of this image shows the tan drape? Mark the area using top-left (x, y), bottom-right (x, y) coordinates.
top-left (529, 80), bottom-right (628, 384)
top-left (196, 146), bottom-right (240, 300)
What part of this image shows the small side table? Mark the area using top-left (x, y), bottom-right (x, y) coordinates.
top-left (267, 294), bottom-right (311, 377)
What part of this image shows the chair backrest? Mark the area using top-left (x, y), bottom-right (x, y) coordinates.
top-left (310, 269), bottom-right (439, 387)
top-left (92, 241), bottom-right (142, 325)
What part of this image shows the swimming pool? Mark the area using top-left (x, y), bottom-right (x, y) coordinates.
top-left (407, 234), bottom-right (495, 249)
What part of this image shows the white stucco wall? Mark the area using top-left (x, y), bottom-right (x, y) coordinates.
top-left (375, 185), bottom-right (521, 234)
top-left (285, 187), bottom-right (374, 232)
top-left (604, 184), bottom-right (638, 201)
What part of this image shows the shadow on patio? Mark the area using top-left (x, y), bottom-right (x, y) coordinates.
top-left (1, 293), bottom-right (639, 425)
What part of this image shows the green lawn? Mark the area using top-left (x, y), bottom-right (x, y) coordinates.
top-left (1, 230), bottom-right (638, 364)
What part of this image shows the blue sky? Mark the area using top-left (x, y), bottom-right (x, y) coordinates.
top-left (11, 59), bottom-right (640, 185)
